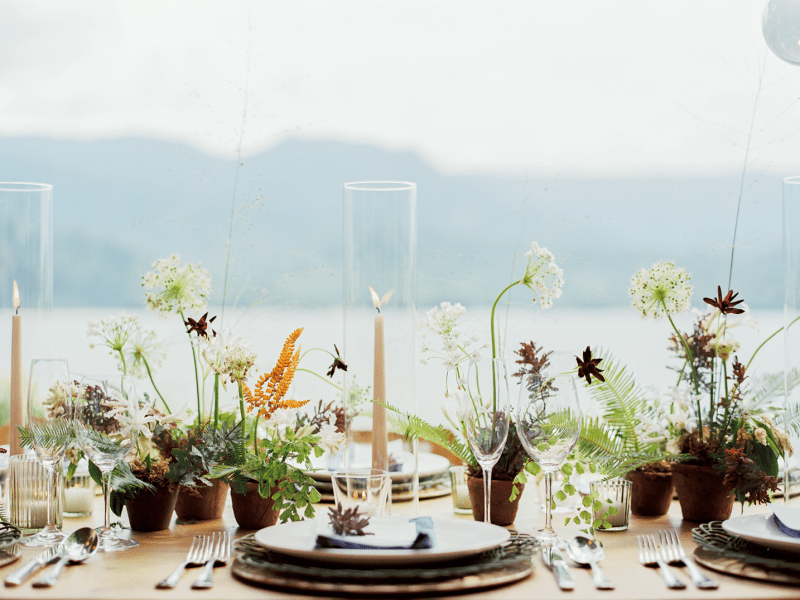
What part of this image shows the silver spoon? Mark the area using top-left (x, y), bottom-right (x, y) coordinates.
top-left (566, 536), bottom-right (615, 590)
top-left (32, 528), bottom-right (99, 588)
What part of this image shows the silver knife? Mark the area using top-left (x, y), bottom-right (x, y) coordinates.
top-left (4, 547), bottom-right (59, 587)
top-left (543, 546), bottom-right (575, 590)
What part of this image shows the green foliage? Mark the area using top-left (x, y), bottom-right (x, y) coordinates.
top-left (103, 461), bottom-right (156, 517)
top-left (382, 402), bottom-right (476, 467)
top-left (211, 424), bottom-right (324, 523)
top-left (167, 417), bottom-right (245, 487)
top-left (17, 422), bottom-right (73, 452)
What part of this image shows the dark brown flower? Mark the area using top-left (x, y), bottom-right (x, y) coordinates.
top-left (184, 312), bottom-right (216, 338)
top-left (575, 346), bottom-right (604, 385)
top-left (328, 505), bottom-right (373, 537)
top-left (513, 341), bottom-right (552, 380)
top-left (703, 286), bottom-right (745, 315)
top-left (723, 447), bottom-right (780, 505)
top-left (327, 344), bottom-right (348, 378)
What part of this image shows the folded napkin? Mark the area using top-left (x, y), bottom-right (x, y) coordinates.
top-left (773, 506), bottom-right (800, 538)
top-left (315, 516), bottom-right (435, 550)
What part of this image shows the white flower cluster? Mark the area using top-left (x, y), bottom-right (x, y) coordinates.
top-left (635, 387), bottom-right (699, 452)
top-left (87, 313), bottom-right (164, 379)
top-left (263, 406), bottom-right (345, 454)
top-left (419, 302), bottom-right (487, 373)
top-left (104, 395), bottom-right (187, 461)
top-left (142, 254), bottom-right (211, 317)
top-left (629, 260), bottom-right (692, 319)
top-left (520, 242), bottom-right (564, 309)
top-left (201, 330), bottom-right (257, 384)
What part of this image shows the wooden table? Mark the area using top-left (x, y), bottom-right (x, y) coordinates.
top-left (2, 488), bottom-right (798, 600)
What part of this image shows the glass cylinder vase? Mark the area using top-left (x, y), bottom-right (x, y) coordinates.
top-left (783, 176), bottom-right (800, 500)
top-left (343, 181), bottom-right (418, 512)
top-left (0, 183), bottom-right (53, 457)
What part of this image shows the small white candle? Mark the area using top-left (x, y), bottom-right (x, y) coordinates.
top-left (454, 483), bottom-right (470, 509)
top-left (10, 281), bottom-right (23, 457)
top-left (600, 500), bottom-right (628, 528)
top-left (28, 500), bottom-right (48, 529)
top-left (64, 487), bottom-right (94, 514)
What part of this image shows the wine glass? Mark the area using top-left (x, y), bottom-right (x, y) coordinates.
top-left (516, 354), bottom-right (581, 546)
top-left (463, 358), bottom-right (511, 524)
top-left (74, 375), bottom-right (139, 551)
top-left (23, 359), bottom-right (72, 547)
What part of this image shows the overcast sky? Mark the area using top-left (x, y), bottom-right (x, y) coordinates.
top-left (2, 1), bottom-right (799, 179)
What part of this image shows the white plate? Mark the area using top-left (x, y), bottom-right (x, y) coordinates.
top-left (254, 516), bottom-right (510, 566)
top-left (307, 451), bottom-right (451, 484)
top-left (722, 512), bottom-right (800, 554)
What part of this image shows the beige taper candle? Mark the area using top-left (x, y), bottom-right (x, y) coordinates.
top-left (10, 281), bottom-right (23, 456)
top-left (372, 312), bottom-right (388, 470)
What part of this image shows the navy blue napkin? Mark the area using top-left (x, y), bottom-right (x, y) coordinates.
top-left (773, 507), bottom-right (800, 538)
top-left (315, 516), bottom-right (435, 550)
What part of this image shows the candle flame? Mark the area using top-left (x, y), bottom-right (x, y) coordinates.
top-left (368, 287), bottom-right (393, 312)
top-left (12, 281), bottom-right (19, 312)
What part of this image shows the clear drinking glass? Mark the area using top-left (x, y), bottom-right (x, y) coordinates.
top-left (464, 358), bottom-right (510, 524)
top-left (516, 355), bottom-right (581, 546)
top-left (22, 358), bottom-right (71, 547)
top-left (74, 375), bottom-right (139, 551)
top-left (330, 469), bottom-right (390, 517)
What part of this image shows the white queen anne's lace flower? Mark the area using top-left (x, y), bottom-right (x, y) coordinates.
top-left (629, 260), bottom-right (692, 319)
top-left (521, 242), bottom-right (564, 309)
top-left (142, 254), bottom-right (211, 317)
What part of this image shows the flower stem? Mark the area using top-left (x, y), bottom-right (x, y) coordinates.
top-left (664, 303), bottom-right (702, 437)
top-left (295, 367), bottom-right (342, 391)
top-left (490, 281), bottom-right (520, 412)
top-left (745, 313), bottom-right (800, 372)
top-left (117, 349), bottom-right (128, 377)
top-left (143, 356), bottom-right (170, 414)
top-left (214, 373), bottom-right (220, 429)
top-left (179, 309), bottom-right (203, 423)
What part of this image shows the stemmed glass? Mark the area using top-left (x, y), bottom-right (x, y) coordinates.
top-left (463, 358), bottom-right (511, 524)
top-left (22, 359), bottom-right (72, 547)
top-left (516, 354), bottom-right (581, 546)
top-left (73, 375), bottom-right (140, 552)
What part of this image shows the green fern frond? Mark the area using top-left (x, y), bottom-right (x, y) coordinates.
top-left (750, 369), bottom-right (800, 408)
top-left (780, 400), bottom-right (800, 436)
top-left (18, 422), bottom-right (73, 452)
top-left (381, 402), bottom-right (475, 467)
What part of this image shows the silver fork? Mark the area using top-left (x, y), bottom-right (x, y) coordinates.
top-left (660, 530), bottom-right (719, 589)
top-left (156, 535), bottom-right (210, 589)
top-left (192, 532), bottom-right (231, 589)
top-left (637, 534), bottom-right (686, 589)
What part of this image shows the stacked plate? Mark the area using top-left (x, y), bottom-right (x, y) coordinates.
top-left (307, 450), bottom-right (452, 502)
top-left (0, 521), bottom-right (22, 568)
top-left (232, 517), bottom-right (537, 596)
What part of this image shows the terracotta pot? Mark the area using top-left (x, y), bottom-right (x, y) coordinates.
top-left (627, 470), bottom-right (674, 517)
top-left (671, 462), bottom-right (734, 522)
top-left (230, 482), bottom-right (280, 529)
top-left (466, 475), bottom-right (524, 526)
top-left (125, 481), bottom-right (179, 532)
top-left (175, 479), bottom-right (229, 521)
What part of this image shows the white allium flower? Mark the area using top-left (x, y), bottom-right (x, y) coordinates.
top-left (87, 312), bottom-right (142, 353)
top-left (222, 341), bottom-right (257, 384)
top-left (520, 242), bottom-right (564, 309)
top-left (629, 260), bottom-right (693, 319)
top-left (125, 328), bottom-right (165, 379)
top-left (142, 254), bottom-right (211, 317)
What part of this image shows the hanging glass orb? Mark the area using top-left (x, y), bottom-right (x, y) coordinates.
top-left (763, 0), bottom-right (800, 66)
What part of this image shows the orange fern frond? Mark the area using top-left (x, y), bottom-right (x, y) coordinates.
top-left (246, 327), bottom-right (306, 420)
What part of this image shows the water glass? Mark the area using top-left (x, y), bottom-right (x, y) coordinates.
top-left (448, 465), bottom-right (472, 514)
top-left (330, 469), bottom-right (390, 517)
top-left (590, 478), bottom-right (632, 531)
top-left (9, 454), bottom-right (63, 535)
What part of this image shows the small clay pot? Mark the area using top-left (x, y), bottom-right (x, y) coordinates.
top-left (175, 479), bottom-right (229, 521)
top-left (125, 481), bottom-right (179, 532)
top-left (671, 462), bottom-right (734, 522)
top-left (628, 470), bottom-right (674, 517)
top-left (466, 475), bottom-right (524, 526)
top-left (230, 482), bottom-right (280, 529)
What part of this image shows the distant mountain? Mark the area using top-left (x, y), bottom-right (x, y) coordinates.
top-left (0, 137), bottom-right (783, 309)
